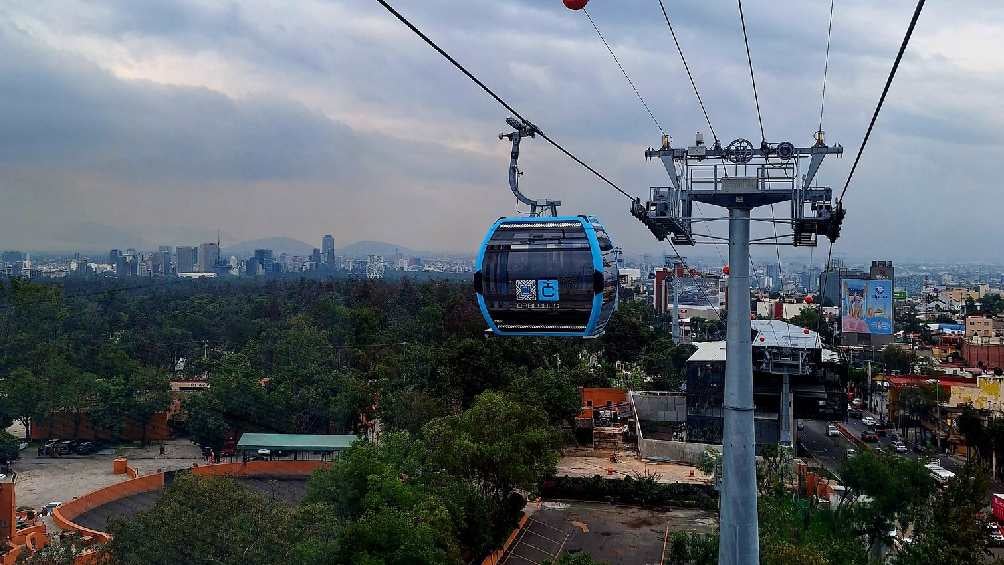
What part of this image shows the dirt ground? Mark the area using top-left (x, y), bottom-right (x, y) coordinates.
top-left (558, 448), bottom-right (711, 485)
top-left (503, 500), bottom-right (717, 565)
top-left (10, 438), bottom-right (204, 511)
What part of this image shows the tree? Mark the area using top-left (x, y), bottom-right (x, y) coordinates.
top-left (103, 474), bottom-right (294, 565)
top-left (689, 317), bottom-right (724, 342)
top-left (508, 368), bottom-right (581, 427)
top-left (881, 345), bottom-right (917, 374)
top-left (757, 444), bottom-right (794, 496)
top-left (892, 464), bottom-right (994, 565)
top-left (599, 300), bottom-right (654, 363)
top-left (640, 336), bottom-right (694, 391)
top-left (0, 432), bottom-right (20, 465)
top-left (1, 368), bottom-right (44, 439)
top-left (839, 451), bottom-right (934, 558)
top-left (90, 368), bottom-right (170, 445)
top-left (957, 404), bottom-right (987, 461)
top-left (543, 553), bottom-right (608, 565)
top-left (300, 433), bottom-right (467, 564)
top-left (16, 533), bottom-right (88, 564)
top-left (788, 307), bottom-right (834, 345)
top-left (422, 391), bottom-right (560, 505)
top-left (183, 392), bottom-right (231, 453)
top-left (666, 531), bottom-right (718, 565)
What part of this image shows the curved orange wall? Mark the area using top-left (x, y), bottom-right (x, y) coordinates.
top-left (52, 460), bottom-right (331, 541)
top-left (52, 472), bottom-right (165, 543)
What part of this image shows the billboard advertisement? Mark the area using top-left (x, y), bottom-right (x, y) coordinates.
top-left (841, 279), bottom-right (893, 335)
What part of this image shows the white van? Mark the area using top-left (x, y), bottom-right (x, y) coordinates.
top-left (924, 463), bottom-right (955, 485)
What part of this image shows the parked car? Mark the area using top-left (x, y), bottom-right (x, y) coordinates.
top-left (892, 441), bottom-right (908, 453)
top-left (888, 432), bottom-right (901, 442)
top-left (39, 501), bottom-right (61, 516)
top-left (990, 523), bottom-right (1004, 546)
top-left (846, 447), bottom-right (858, 458)
top-left (861, 431), bottom-right (879, 442)
top-left (827, 424), bottom-right (840, 437)
top-left (73, 441), bottom-right (98, 455)
top-left (861, 416), bottom-right (877, 427)
top-left (43, 439), bottom-right (72, 457)
top-left (913, 443), bottom-right (929, 454)
top-left (848, 408), bottom-right (863, 419)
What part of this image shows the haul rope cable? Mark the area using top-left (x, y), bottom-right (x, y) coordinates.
top-left (373, 0), bottom-right (634, 201)
top-left (826, 0), bottom-right (926, 268)
top-left (583, 7), bottom-right (664, 135)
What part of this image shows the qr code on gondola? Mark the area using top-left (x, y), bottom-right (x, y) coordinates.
top-left (514, 279), bottom-right (537, 301)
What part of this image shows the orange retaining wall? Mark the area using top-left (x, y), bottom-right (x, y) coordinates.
top-left (190, 460), bottom-right (330, 477)
top-left (2, 524), bottom-right (49, 565)
top-left (51, 460), bottom-right (331, 543)
top-left (481, 513), bottom-right (529, 565)
top-left (52, 472), bottom-right (165, 543)
top-left (836, 423), bottom-right (865, 447)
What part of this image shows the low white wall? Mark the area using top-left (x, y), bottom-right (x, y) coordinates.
top-left (639, 438), bottom-right (716, 465)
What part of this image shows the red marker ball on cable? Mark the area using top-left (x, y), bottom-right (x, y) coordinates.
top-left (564, 0), bottom-right (589, 10)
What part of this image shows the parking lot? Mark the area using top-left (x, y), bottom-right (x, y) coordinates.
top-left (10, 438), bottom-right (204, 512)
top-left (503, 500), bottom-right (717, 565)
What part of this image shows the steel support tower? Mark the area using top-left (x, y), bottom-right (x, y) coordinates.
top-left (634, 131), bottom-right (843, 565)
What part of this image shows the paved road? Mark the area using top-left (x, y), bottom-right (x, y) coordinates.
top-left (797, 419), bottom-right (853, 479)
top-left (796, 403), bottom-right (963, 479)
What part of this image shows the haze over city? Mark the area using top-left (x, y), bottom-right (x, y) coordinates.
top-left (2, 1), bottom-right (1003, 260)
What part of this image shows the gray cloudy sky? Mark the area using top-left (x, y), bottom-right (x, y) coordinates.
top-left (0, 1), bottom-right (1000, 261)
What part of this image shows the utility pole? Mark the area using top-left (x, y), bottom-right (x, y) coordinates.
top-left (635, 132), bottom-right (843, 565)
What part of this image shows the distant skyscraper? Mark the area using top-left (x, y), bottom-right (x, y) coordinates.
top-left (116, 254), bottom-right (137, 277)
top-left (311, 248), bottom-right (322, 268)
top-left (109, 249), bottom-right (122, 266)
top-left (766, 264), bottom-right (782, 293)
top-left (254, 249), bottom-right (274, 273)
top-left (198, 243), bottom-right (220, 273)
top-left (322, 234), bottom-right (335, 263)
top-left (176, 246), bottom-right (197, 274)
top-left (151, 250), bottom-right (172, 275)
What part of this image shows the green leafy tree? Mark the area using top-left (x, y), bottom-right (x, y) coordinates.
top-left (0, 431), bottom-right (20, 465)
top-left (892, 464), bottom-right (994, 565)
top-left (599, 300), bottom-right (654, 363)
top-left (543, 553), bottom-right (608, 565)
top-left (881, 345), bottom-right (917, 374)
top-left (839, 451), bottom-right (934, 558)
top-left (15, 532), bottom-right (88, 564)
top-left (788, 307), bottom-right (834, 345)
top-left (640, 336), bottom-right (695, 391)
top-left (183, 391), bottom-right (231, 453)
top-left (1, 368), bottom-right (44, 438)
top-left (103, 474), bottom-right (294, 565)
top-left (423, 391), bottom-right (560, 505)
top-left (91, 368), bottom-right (170, 445)
top-left (666, 531), bottom-right (718, 565)
top-left (508, 368), bottom-right (582, 427)
top-left (299, 433), bottom-right (466, 564)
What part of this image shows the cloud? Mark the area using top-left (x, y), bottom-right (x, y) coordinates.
top-left (0, 0), bottom-right (1001, 262)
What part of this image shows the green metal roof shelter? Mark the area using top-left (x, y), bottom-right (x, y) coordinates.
top-left (237, 433), bottom-right (358, 459)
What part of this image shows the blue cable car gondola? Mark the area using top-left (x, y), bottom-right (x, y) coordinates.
top-left (474, 215), bottom-right (619, 337)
